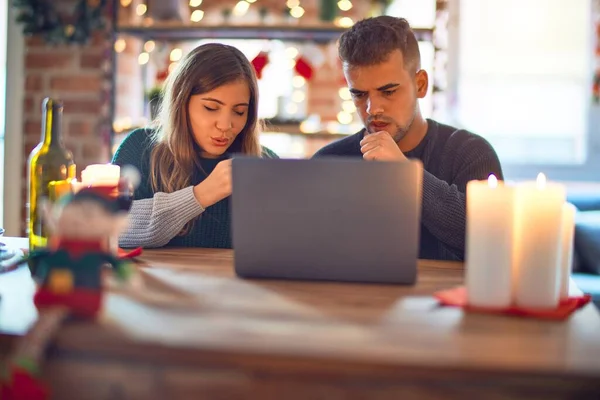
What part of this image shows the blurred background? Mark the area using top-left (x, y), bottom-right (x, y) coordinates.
top-left (1, 0), bottom-right (598, 235)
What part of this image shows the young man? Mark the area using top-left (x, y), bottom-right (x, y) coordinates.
top-left (313, 16), bottom-right (503, 261)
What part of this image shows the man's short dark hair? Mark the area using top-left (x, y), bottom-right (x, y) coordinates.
top-left (338, 16), bottom-right (421, 71)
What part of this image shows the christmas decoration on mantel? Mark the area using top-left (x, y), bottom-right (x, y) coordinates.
top-left (368, 0), bottom-right (394, 18)
top-left (251, 51), bottom-right (270, 80)
top-left (12, 0), bottom-right (108, 45)
top-left (251, 45), bottom-right (325, 82)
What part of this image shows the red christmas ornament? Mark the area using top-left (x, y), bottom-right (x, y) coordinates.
top-left (155, 54), bottom-right (171, 83)
top-left (294, 56), bottom-right (314, 81)
top-left (251, 51), bottom-right (269, 79)
top-left (156, 70), bottom-right (168, 82)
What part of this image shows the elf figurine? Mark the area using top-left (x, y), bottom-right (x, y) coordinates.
top-left (2, 175), bottom-right (138, 400)
top-left (27, 182), bottom-right (135, 319)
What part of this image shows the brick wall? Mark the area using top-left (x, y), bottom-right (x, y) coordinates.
top-left (306, 45), bottom-right (346, 123)
top-left (114, 35), bottom-right (144, 137)
top-left (20, 1), bottom-right (114, 233)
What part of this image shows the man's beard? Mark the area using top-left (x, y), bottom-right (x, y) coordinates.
top-left (390, 112), bottom-right (416, 143)
top-left (366, 104), bottom-right (417, 143)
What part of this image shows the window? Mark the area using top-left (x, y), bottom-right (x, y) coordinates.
top-left (455, 0), bottom-right (592, 175)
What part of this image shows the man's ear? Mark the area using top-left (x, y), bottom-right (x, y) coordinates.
top-left (415, 69), bottom-right (429, 98)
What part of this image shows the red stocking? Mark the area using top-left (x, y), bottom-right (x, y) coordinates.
top-left (294, 56), bottom-right (314, 81)
top-left (251, 52), bottom-right (269, 79)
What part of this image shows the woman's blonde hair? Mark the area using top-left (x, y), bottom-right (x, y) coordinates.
top-left (149, 43), bottom-right (261, 195)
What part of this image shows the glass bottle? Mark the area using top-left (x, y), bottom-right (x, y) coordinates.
top-left (27, 98), bottom-right (76, 251)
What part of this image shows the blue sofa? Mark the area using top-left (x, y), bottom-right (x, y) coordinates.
top-left (569, 191), bottom-right (600, 307)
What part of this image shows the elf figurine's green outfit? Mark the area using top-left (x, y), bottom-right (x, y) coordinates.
top-left (28, 238), bottom-right (132, 318)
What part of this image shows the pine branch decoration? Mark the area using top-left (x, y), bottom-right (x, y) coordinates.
top-left (12, 0), bottom-right (108, 45)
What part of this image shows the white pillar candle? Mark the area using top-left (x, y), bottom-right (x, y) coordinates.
top-left (81, 164), bottom-right (121, 187)
top-left (79, 163), bottom-right (122, 255)
top-left (465, 174), bottom-right (515, 308)
top-left (559, 202), bottom-right (576, 301)
top-left (514, 173), bottom-right (566, 309)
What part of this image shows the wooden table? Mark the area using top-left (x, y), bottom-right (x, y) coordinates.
top-left (1, 237), bottom-right (600, 399)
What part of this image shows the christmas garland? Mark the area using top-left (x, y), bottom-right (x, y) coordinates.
top-left (12, 0), bottom-right (107, 45)
top-left (320, 0), bottom-right (394, 21)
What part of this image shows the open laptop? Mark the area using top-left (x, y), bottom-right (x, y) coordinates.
top-left (231, 157), bottom-right (423, 284)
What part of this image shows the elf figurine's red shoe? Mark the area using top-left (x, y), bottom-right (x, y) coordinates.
top-left (1, 366), bottom-right (49, 400)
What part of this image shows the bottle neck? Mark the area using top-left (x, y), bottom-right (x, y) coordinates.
top-left (41, 99), bottom-right (63, 147)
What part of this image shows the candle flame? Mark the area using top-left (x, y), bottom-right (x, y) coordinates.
top-left (536, 172), bottom-right (546, 189)
top-left (487, 174), bottom-right (498, 189)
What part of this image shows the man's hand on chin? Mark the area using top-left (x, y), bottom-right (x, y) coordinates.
top-left (359, 131), bottom-right (407, 161)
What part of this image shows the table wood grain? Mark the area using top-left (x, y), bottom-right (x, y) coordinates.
top-left (2, 237), bottom-right (600, 399)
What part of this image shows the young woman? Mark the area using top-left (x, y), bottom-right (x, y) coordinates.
top-left (113, 43), bottom-right (278, 248)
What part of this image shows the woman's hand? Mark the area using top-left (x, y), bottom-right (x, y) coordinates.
top-left (193, 159), bottom-right (232, 208)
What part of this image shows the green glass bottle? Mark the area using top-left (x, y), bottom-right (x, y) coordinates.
top-left (27, 98), bottom-right (76, 251)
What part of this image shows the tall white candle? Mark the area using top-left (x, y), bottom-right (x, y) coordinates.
top-left (465, 174), bottom-right (515, 308)
top-left (513, 173), bottom-right (566, 309)
top-left (559, 202), bottom-right (576, 301)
